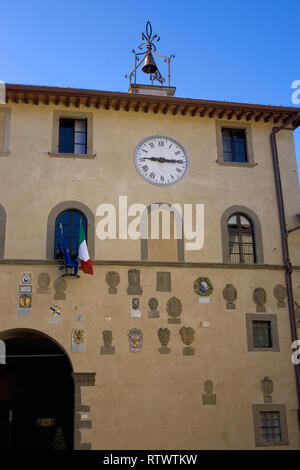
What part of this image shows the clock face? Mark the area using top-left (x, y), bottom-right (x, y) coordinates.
top-left (134, 135), bottom-right (189, 186)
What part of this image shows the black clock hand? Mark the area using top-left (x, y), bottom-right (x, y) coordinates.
top-left (140, 157), bottom-right (184, 163)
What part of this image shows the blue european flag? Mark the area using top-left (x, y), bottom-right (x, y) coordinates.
top-left (59, 223), bottom-right (75, 267)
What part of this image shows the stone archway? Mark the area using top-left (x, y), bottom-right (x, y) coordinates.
top-left (0, 329), bottom-right (74, 450)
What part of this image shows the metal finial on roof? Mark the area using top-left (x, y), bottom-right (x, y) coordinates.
top-left (126, 21), bottom-right (175, 87)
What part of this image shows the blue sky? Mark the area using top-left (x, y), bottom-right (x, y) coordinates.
top-left (1, 0), bottom-right (300, 171)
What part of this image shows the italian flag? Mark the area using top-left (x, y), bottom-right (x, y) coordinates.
top-left (78, 223), bottom-right (93, 275)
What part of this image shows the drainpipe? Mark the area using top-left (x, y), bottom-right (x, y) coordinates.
top-left (270, 111), bottom-right (300, 428)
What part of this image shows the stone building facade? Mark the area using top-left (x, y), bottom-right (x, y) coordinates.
top-left (0, 83), bottom-right (300, 449)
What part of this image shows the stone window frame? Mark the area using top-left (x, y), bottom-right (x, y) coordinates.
top-left (220, 205), bottom-right (264, 264)
top-left (49, 110), bottom-right (95, 159)
top-left (252, 404), bottom-right (289, 447)
top-left (46, 201), bottom-right (95, 260)
top-left (0, 107), bottom-right (11, 156)
top-left (215, 119), bottom-right (256, 167)
top-left (246, 313), bottom-right (280, 352)
top-left (140, 203), bottom-right (185, 262)
top-left (0, 204), bottom-right (7, 259)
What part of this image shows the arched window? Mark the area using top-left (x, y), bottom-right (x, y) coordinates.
top-left (47, 201), bottom-right (95, 261)
top-left (227, 213), bottom-right (256, 264)
top-left (220, 205), bottom-right (264, 264)
top-left (54, 210), bottom-right (87, 260)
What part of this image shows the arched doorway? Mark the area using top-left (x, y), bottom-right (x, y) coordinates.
top-left (0, 329), bottom-right (74, 450)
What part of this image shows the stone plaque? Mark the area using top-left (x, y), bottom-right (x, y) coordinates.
top-left (156, 272), bottom-right (171, 292)
top-left (158, 327), bottom-right (170, 354)
top-left (253, 287), bottom-right (266, 312)
top-left (202, 380), bottom-right (217, 405)
top-left (106, 271), bottom-right (120, 294)
top-left (260, 376), bottom-right (273, 403)
top-left (37, 272), bottom-right (50, 294)
top-left (179, 327), bottom-right (195, 355)
top-left (127, 269), bottom-right (142, 295)
top-left (148, 298), bottom-right (159, 318)
top-left (223, 283), bottom-right (237, 310)
top-left (54, 277), bottom-right (67, 300)
top-left (100, 330), bottom-right (115, 355)
top-left (273, 284), bottom-right (286, 308)
top-left (166, 297), bottom-right (182, 324)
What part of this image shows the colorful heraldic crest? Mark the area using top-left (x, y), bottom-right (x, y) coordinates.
top-left (21, 272), bottom-right (32, 285)
top-left (194, 277), bottom-right (213, 297)
top-left (19, 294), bottom-right (31, 308)
top-left (131, 298), bottom-right (141, 318)
top-left (72, 329), bottom-right (85, 344)
top-left (49, 304), bottom-right (62, 323)
top-left (128, 328), bottom-right (143, 352)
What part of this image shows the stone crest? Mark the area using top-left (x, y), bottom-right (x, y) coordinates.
top-left (54, 277), bottom-right (67, 300)
top-left (202, 380), bottom-right (216, 405)
top-left (223, 284), bottom-right (237, 310)
top-left (106, 271), bottom-right (120, 294)
top-left (273, 284), bottom-right (286, 308)
top-left (158, 328), bottom-right (170, 354)
top-left (128, 328), bottom-right (143, 352)
top-left (127, 269), bottom-right (143, 295)
top-left (179, 327), bottom-right (195, 355)
top-left (253, 287), bottom-right (266, 312)
top-left (101, 330), bottom-right (115, 355)
top-left (260, 376), bottom-right (273, 403)
top-left (166, 297), bottom-right (182, 324)
top-left (148, 298), bottom-right (159, 318)
top-left (194, 277), bottom-right (213, 297)
top-left (37, 272), bottom-right (51, 294)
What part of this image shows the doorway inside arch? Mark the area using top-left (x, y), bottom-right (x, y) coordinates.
top-left (0, 329), bottom-right (74, 450)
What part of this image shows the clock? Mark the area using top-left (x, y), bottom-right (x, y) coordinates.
top-left (134, 135), bottom-right (189, 186)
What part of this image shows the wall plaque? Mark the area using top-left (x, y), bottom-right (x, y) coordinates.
top-left (253, 287), bottom-right (266, 312)
top-left (194, 277), bottom-right (213, 297)
top-left (127, 269), bottom-right (143, 295)
top-left (100, 330), bottom-right (115, 355)
top-left (72, 329), bottom-right (85, 352)
top-left (131, 298), bottom-right (141, 317)
top-left (148, 298), bottom-right (159, 318)
top-left (156, 272), bottom-right (171, 292)
top-left (37, 273), bottom-right (51, 294)
top-left (166, 297), bottom-right (182, 324)
top-left (179, 327), bottom-right (195, 355)
top-left (223, 283), bottom-right (237, 310)
top-left (202, 380), bottom-right (216, 405)
top-left (128, 328), bottom-right (143, 352)
top-left (106, 271), bottom-right (120, 294)
top-left (158, 327), bottom-right (171, 354)
top-left (273, 284), bottom-right (286, 308)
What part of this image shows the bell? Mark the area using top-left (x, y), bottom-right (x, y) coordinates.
top-left (142, 52), bottom-right (158, 74)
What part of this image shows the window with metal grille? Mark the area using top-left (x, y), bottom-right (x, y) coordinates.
top-left (253, 320), bottom-right (272, 348)
top-left (222, 128), bottom-right (247, 162)
top-left (58, 118), bottom-right (87, 154)
top-left (54, 210), bottom-right (87, 260)
top-left (228, 213), bottom-right (256, 264)
top-left (259, 411), bottom-right (282, 442)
